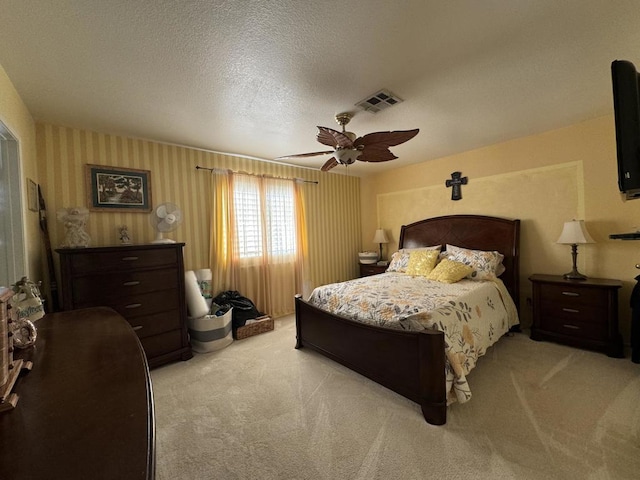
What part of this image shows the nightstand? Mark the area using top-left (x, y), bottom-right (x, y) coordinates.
top-left (359, 263), bottom-right (388, 277)
top-left (529, 274), bottom-right (623, 357)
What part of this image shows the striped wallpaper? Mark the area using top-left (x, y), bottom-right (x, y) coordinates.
top-left (36, 123), bottom-right (361, 303)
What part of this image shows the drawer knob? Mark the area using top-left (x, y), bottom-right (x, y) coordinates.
top-left (132, 325), bottom-right (143, 331)
top-left (125, 303), bottom-right (142, 309)
top-left (562, 308), bottom-right (580, 313)
top-left (561, 291), bottom-right (580, 297)
top-left (123, 281), bottom-right (141, 286)
top-left (122, 256), bottom-right (139, 261)
top-left (563, 324), bottom-right (580, 330)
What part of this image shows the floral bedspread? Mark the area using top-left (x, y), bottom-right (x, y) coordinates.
top-left (307, 272), bottom-right (519, 404)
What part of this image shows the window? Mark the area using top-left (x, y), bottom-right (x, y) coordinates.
top-left (233, 175), bottom-right (297, 259)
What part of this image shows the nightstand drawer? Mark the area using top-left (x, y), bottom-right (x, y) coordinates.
top-left (539, 301), bottom-right (606, 324)
top-left (359, 264), bottom-right (387, 277)
top-left (541, 316), bottom-right (608, 341)
top-left (537, 283), bottom-right (608, 308)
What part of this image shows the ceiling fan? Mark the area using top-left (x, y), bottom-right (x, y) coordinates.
top-left (276, 113), bottom-right (419, 171)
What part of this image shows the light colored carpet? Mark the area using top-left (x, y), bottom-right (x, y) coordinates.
top-left (151, 315), bottom-right (640, 480)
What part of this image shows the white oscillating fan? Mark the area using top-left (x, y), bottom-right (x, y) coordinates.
top-left (150, 202), bottom-right (183, 244)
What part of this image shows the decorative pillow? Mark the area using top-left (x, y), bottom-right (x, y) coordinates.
top-left (405, 250), bottom-right (440, 277)
top-left (387, 245), bottom-right (441, 273)
top-left (426, 259), bottom-right (473, 283)
top-left (445, 244), bottom-right (504, 281)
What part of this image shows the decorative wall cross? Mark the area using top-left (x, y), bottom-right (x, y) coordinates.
top-left (445, 171), bottom-right (468, 201)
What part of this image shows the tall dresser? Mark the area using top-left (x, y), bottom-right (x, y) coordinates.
top-left (57, 243), bottom-right (192, 368)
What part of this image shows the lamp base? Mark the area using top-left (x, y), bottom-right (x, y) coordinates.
top-left (563, 243), bottom-right (587, 280)
top-left (563, 270), bottom-right (587, 281)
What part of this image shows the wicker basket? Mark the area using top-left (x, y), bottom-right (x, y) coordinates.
top-left (234, 315), bottom-right (273, 340)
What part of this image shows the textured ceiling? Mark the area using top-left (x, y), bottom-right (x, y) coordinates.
top-left (1, 1), bottom-right (639, 176)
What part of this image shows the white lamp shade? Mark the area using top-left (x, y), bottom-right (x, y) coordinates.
top-left (556, 220), bottom-right (595, 245)
top-left (372, 229), bottom-right (389, 244)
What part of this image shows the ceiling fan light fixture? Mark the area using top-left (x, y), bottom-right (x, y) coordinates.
top-left (356, 89), bottom-right (403, 114)
top-left (334, 148), bottom-right (361, 165)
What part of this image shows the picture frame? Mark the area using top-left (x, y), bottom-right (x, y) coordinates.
top-left (85, 164), bottom-right (152, 212)
top-left (27, 178), bottom-right (38, 212)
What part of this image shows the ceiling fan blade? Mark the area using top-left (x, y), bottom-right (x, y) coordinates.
top-left (275, 150), bottom-right (334, 160)
top-left (354, 129), bottom-right (419, 148)
top-left (316, 127), bottom-right (354, 149)
top-left (357, 145), bottom-right (398, 163)
top-left (321, 157), bottom-right (339, 171)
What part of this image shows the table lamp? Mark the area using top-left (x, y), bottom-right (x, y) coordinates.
top-left (373, 229), bottom-right (389, 261)
top-left (556, 219), bottom-right (595, 280)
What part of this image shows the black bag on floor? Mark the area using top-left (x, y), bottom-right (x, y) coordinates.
top-left (212, 290), bottom-right (264, 329)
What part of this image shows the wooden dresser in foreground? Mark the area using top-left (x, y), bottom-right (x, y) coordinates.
top-left (0, 307), bottom-right (155, 479)
top-left (529, 274), bottom-right (623, 357)
top-left (57, 243), bottom-right (192, 368)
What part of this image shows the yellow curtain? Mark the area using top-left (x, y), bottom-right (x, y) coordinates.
top-left (209, 170), bottom-right (235, 293)
top-left (294, 179), bottom-right (309, 298)
top-left (209, 171), bottom-right (308, 318)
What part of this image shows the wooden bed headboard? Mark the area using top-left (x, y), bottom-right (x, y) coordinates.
top-left (398, 214), bottom-right (521, 310)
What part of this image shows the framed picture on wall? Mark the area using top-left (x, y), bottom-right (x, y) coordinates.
top-left (85, 164), bottom-right (152, 212)
top-left (27, 178), bottom-right (38, 212)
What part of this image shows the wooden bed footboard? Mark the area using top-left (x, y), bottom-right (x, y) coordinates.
top-left (294, 214), bottom-right (520, 426)
top-left (295, 295), bottom-right (447, 425)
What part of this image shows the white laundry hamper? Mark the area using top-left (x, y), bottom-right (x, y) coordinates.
top-left (188, 307), bottom-right (233, 353)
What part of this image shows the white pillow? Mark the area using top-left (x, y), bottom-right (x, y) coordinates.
top-left (445, 244), bottom-right (504, 281)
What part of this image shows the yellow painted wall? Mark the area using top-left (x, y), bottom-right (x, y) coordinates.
top-left (361, 115), bottom-right (640, 343)
top-left (36, 124), bottom-right (361, 312)
top-left (0, 63), bottom-right (40, 282)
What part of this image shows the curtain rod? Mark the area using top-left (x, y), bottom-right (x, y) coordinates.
top-left (195, 165), bottom-right (318, 184)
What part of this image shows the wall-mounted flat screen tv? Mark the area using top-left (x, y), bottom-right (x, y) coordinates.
top-left (612, 59), bottom-right (640, 200)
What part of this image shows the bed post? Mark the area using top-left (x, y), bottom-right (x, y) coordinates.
top-left (418, 330), bottom-right (447, 425)
top-left (294, 294), bottom-right (303, 349)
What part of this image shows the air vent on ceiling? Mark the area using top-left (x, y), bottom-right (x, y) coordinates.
top-left (355, 89), bottom-right (403, 114)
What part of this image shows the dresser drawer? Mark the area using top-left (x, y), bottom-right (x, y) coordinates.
top-left (539, 301), bottom-right (607, 325)
top-left (140, 329), bottom-right (184, 359)
top-left (537, 283), bottom-right (608, 308)
top-left (541, 316), bottom-right (608, 341)
top-left (127, 309), bottom-right (181, 338)
top-left (67, 247), bottom-right (179, 275)
top-left (70, 268), bottom-right (179, 303)
top-left (74, 288), bottom-right (180, 320)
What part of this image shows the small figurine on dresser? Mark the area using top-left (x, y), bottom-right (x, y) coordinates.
top-left (119, 224), bottom-right (132, 244)
top-left (57, 207), bottom-right (91, 248)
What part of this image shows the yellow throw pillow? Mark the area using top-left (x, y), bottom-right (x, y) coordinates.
top-left (426, 259), bottom-right (473, 283)
top-left (406, 250), bottom-right (440, 276)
